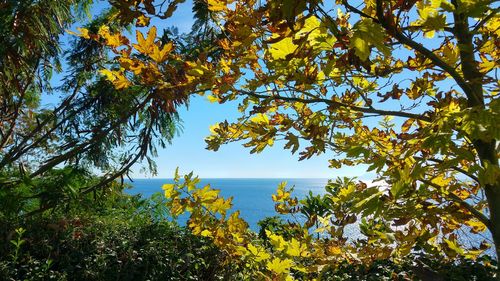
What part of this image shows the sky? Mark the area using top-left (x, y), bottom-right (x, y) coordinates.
top-left (141, 94), bottom-right (370, 179)
top-left (44, 0), bottom-right (378, 179)
top-left (127, 1), bottom-right (370, 179)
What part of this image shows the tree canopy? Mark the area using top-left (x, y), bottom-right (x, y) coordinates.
top-left (6, 0), bottom-right (499, 279)
top-left (0, 0), bottom-right (183, 217)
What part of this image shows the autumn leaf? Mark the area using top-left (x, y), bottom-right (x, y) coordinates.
top-left (266, 257), bottom-right (294, 274)
top-left (207, 0), bottom-right (226, 12)
top-left (136, 15), bottom-right (150, 27)
top-left (268, 37), bottom-right (298, 60)
top-left (134, 26), bottom-right (157, 55)
top-left (150, 42), bottom-right (174, 63)
top-left (350, 19), bottom-right (390, 61)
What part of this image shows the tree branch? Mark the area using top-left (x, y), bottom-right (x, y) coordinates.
top-left (414, 156), bottom-right (480, 183)
top-left (420, 179), bottom-right (491, 230)
top-left (372, 0), bottom-right (481, 106)
top-left (240, 90), bottom-right (432, 122)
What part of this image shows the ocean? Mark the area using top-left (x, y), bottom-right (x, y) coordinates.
top-left (126, 178), bottom-right (495, 256)
top-left (125, 178), bottom-right (329, 230)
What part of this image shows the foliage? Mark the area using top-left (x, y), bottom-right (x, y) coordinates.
top-left (0, 0), bottom-right (185, 215)
top-left (0, 182), bottom-right (234, 281)
top-left (81, 0), bottom-right (500, 271)
top-left (164, 171), bottom-right (496, 280)
top-left (4, 0), bottom-right (498, 279)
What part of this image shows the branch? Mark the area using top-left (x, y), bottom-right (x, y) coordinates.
top-left (27, 94), bottom-right (152, 179)
top-left (241, 90), bottom-right (432, 122)
top-left (420, 179), bottom-right (491, 230)
top-left (372, 0), bottom-right (480, 105)
top-left (414, 156), bottom-right (480, 183)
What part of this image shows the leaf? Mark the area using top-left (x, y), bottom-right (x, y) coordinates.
top-left (207, 95), bottom-right (220, 103)
top-left (67, 27), bottom-right (90, 39)
top-left (266, 230), bottom-right (287, 251)
top-left (286, 238), bottom-right (309, 257)
top-left (444, 238), bottom-right (465, 255)
top-left (350, 18), bottom-right (390, 61)
top-left (268, 37), bottom-right (298, 60)
top-left (284, 133), bottom-right (300, 154)
top-left (162, 184), bottom-right (176, 198)
top-left (150, 42), bottom-right (174, 63)
top-left (467, 220), bottom-right (487, 234)
top-left (99, 69), bottom-right (116, 82)
top-left (401, 118), bottom-right (415, 133)
top-left (266, 257), bottom-right (293, 274)
top-left (134, 26), bottom-right (157, 55)
top-left (136, 15), bottom-right (151, 27)
top-left (250, 113), bottom-right (269, 124)
top-left (248, 243), bottom-right (271, 262)
top-left (207, 0), bottom-right (226, 12)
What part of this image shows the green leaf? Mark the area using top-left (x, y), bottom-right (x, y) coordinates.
top-left (350, 19), bottom-right (390, 61)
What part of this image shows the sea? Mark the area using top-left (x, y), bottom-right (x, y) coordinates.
top-left (125, 178), bottom-right (329, 231)
top-left (125, 178), bottom-right (495, 257)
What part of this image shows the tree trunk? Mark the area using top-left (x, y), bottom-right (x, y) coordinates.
top-left (451, 3), bottom-right (500, 278)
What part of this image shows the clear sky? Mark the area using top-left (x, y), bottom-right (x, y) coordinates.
top-left (122, 0), bottom-right (370, 179)
top-left (139, 95), bottom-right (370, 179)
top-left (50, 1), bottom-right (373, 179)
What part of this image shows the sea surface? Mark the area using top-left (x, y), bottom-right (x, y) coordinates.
top-left (126, 178), bottom-right (495, 256)
top-left (125, 178), bottom-right (329, 230)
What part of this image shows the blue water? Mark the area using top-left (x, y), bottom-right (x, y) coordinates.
top-left (126, 178), bottom-right (495, 257)
top-left (126, 178), bottom-right (328, 230)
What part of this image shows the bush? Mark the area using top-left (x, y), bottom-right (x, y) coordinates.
top-left (0, 188), bottom-right (235, 281)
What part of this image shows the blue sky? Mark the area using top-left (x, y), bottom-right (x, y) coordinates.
top-left (46, 1), bottom-right (379, 179)
top-left (143, 95), bottom-right (370, 179)
top-left (129, 1), bottom-right (369, 179)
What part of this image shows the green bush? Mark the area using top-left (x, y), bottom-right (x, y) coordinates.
top-left (0, 185), bottom-right (235, 281)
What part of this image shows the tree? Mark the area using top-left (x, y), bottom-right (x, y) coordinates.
top-left (204, 0), bottom-right (500, 263)
top-left (0, 1), bottom-right (184, 216)
top-left (79, 0), bottom-right (499, 276)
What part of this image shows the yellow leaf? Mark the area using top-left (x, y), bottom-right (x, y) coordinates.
top-left (67, 27), bottom-right (90, 39)
top-left (97, 25), bottom-right (123, 48)
top-left (195, 185), bottom-right (219, 202)
top-left (431, 175), bottom-right (452, 187)
top-left (207, 95), bottom-right (220, 103)
top-left (266, 257), bottom-right (293, 274)
top-left (162, 184), bottom-right (176, 198)
top-left (99, 69), bottom-right (116, 82)
top-left (266, 230), bottom-right (287, 251)
top-left (122, 58), bottom-right (146, 75)
top-left (247, 243), bottom-right (271, 262)
top-left (209, 123), bottom-right (220, 134)
top-left (268, 37), bottom-right (298, 60)
top-left (467, 220), bottom-right (487, 233)
top-left (479, 57), bottom-right (497, 73)
top-left (134, 26), bottom-right (157, 55)
top-left (99, 69), bottom-right (131, 89)
top-left (136, 15), bottom-right (150, 27)
top-left (112, 72), bottom-right (131, 89)
top-left (328, 245), bottom-right (342, 255)
top-left (286, 238), bottom-right (309, 257)
top-left (150, 42), bottom-right (173, 63)
top-left (209, 198), bottom-right (232, 213)
top-left (207, 0), bottom-right (226, 12)
top-left (444, 238), bottom-right (465, 255)
top-left (200, 229), bottom-right (213, 237)
top-left (250, 113), bottom-right (269, 124)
